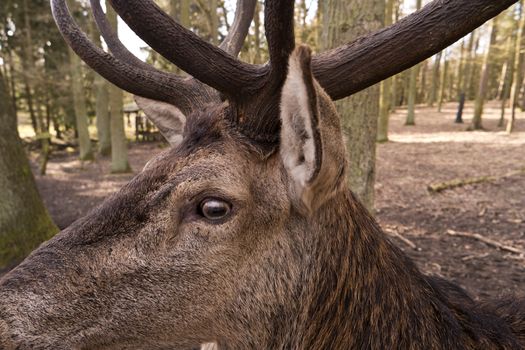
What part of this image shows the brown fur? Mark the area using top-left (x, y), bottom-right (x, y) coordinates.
top-left (0, 48), bottom-right (524, 350)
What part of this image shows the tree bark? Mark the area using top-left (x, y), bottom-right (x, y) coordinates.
top-left (210, 0), bottom-right (219, 45)
top-left (428, 51), bottom-right (442, 107)
top-left (68, 46), bottom-right (94, 161)
top-left (90, 21), bottom-right (111, 156)
top-left (471, 18), bottom-right (498, 130)
top-left (456, 30), bottom-right (477, 123)
top-left (499, 36), bottom-right (514, 127)
top-left (0, 71), bottom-right (58, 271)
top-left (107, 2), bottom-right (131, 173)
top-left (405, 0), bottom-right (422, 125)
top-left (508, 1), bottom-right (525, 134)
top-left (377, 0), bottom-right (395, 142)
top-left (322, 0), bottom-right (384, 211)
top-left (180, 0), bottom-right (190, 27)
top-left (437, 50), bottom-right (448, 112)
top-left (253, 1), bottom-right (262, 64)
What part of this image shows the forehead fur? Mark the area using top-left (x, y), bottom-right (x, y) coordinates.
top-left (178, 103), bottom-right (273, 160)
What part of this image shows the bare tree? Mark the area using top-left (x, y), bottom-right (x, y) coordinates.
top-left (508, 0), bottom-right (525, 134)
top-left (405, 0), bottom-right (423, 125)
top-left (67, 0), bottom-right (94, 161)
top-left (471, 18), bottom-right (499, 130)
top-left (428, 51), bottom-right (442, 107)
top-left (106, 1), bottom-right (130, 173)
top-left (377, 0), bottom-right (395, 143)
top-left (89, 17), bottom-right (111, 156)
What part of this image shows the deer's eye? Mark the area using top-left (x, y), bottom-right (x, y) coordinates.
top-left (199, 199), bottom-right (232, 220)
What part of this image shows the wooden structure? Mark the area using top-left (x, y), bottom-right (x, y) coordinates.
top-left (123, 102), bottom-right (163, 142)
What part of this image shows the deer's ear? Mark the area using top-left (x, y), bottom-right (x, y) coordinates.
top-left (134, 96), bottom-right (187, 146)
top-left (280, 45), bottom-right (344, 213)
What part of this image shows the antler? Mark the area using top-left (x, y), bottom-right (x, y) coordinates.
top-left (51, 0), bottom-right (202, 115)
top-left (52, 0), bottom-right (257, 116)
top-left (108, 0), bottom-right (295, 144)
top-left (53, 0), bottom-right (515, 147)
top-left (313, 0), bottom-right (518, 100)
top-left (220, 0), bottom-right (258, 56)
top-left (108, 0), bottom-right (262, 99)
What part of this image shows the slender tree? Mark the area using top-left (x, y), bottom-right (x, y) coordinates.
top-left (499, 36), bottom-right (514, 127)
top-left (67, 0), bottom-right (94, 160)
top-left (456, 31), bottom-right (477, 123)
top-left (437, 49), bottom-right (449, 112)
top-left (106, 1), bottom-right (131, 173)
top-left (377, 0), bottom-right (394, 142)
top-left (508, 1), bottom-right (525, 134)
top-left (90, 20), bottom-right (111, 156)
top-left (405, 0), bottom-right (422, 125)
top-left (428, 51), bottom-right (442, 107)
top-left (471, 18), bottom-right (499, 130)
top-left (68, 46), bottom-right (94, 161)
top-left (322, 0), bottom-right (384, 211)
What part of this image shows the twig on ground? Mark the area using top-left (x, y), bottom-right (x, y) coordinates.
top-left (446, 229), bottom-right (525, 255)
top-left (385, 228), bottom-right (418, 250)
top-left (428, 168), bottom-right (525, 193)
top-left (461, 252), bottom-right (490, 261)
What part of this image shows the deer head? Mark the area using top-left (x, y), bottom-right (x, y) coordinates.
top-left (0, 0), bottom-right (517, 349)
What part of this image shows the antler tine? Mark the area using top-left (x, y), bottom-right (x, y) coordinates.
top-left (219, 0), bottom-right (257, 57)
top-left (51, 0), bottom-right (200, 114)
top-left (108, 0), bottom-right (262, 99)
top-left (90, 0), bottom-right (158, 73)
top-left (234, 0), bottom-right (295, 143)
top-left (264, 0), bottom-right (295, 80)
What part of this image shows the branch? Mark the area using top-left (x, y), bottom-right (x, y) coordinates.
top-left (428, 168), bottom-right (525, 193)
top-left (447, 230), bottom-right (525, 256)
top-left (313, 0), bottom-right (519, 100)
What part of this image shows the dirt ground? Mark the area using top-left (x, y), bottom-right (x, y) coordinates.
top-left (30, 100), bottom-right (525, 300)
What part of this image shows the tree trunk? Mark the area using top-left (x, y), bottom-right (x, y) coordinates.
top-left (404, 0), bottom-right (422, 125)
top-left (254, 1), bottom-right (262, 64)
top-left (22, 0), bottom-right (52, 173)
top-left (68, 46), bottom-right (94, 161)
top-left (418, 60), bottom-right (427, 103)
top-left (90, 22), bottom-right (111, 156)
top-left (428, 51), bottom-right (442, 107)
top-left (322, 0), bottom-right (384, 211)
top-left (377, 0), bottom-right (395, 142)
top-left (467, 34), bottom-right (482, 100)
top-left (210, 0), bottom-right (219, 45)
top-left (180, 0), bottom-right (190, 27)
top-left (107, 2), bottom-right (131, 173)
top-left (0, 71), bottom-right (58, 271)
top-left (5, 49), bottom-right (18, 124)
top-left (499, 37), bottom-right (514, 127)
top-left (437, 50), bottom-right (448, 112)
top-left (456, 30), bottom-right (477, 123)
top-left (170, 0), bottom-right (178, 19)
top-left (21, 0), bottom-right (38, 135)
top-left (508, 1), bottom-right (525, 134)
top-left (471, 18), bottom-right (498, 131)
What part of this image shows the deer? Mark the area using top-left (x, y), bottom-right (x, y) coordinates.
top-left (1, 0), bottom-right (524, 349)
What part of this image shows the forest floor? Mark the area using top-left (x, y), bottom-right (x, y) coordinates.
top-left (29, 100), bottom-right (525, 300)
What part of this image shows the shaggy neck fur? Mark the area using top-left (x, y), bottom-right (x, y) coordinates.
top-left (220, 188), bottom-right (524, 350)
